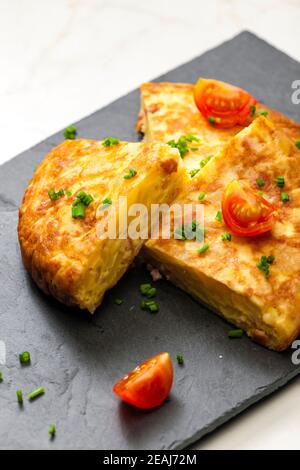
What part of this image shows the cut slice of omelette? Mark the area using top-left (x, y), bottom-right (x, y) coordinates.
top-left (18, 139), bottom-right (186, 312)
top-left (137, 82), bottom-right (300, 171)
top-left (144, 117), bottom-right (300, 351)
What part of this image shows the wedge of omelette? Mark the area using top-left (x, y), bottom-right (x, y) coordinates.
top-left (144, 117), bottom-right (300, 351)
top-left (137, 81), bottom-right (300, 171)
top-left (18, 139), bottom-right (186, 312)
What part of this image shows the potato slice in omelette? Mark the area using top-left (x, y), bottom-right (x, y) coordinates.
top-left (18, 139), bottom-right (186, 312)
top-left (144, 117), bottom-right (300, 351)
top-left (137, 81), bottom-right (300, 171)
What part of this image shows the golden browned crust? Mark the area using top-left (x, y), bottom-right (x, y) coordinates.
top-left (138, 82), bottom-right (300, 170)
top-left (18, 139), bottom-right (186, 312)
top-left (144, 117), bottom-right (300, 350)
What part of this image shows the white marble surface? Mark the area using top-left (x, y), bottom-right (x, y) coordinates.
top-left (1, 0), bottom-right (300, 449)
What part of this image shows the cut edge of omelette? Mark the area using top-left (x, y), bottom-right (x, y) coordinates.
top-left (18, 139), bottom-right (187, 313)
top-left (144, 117), bottom-right (300, 351)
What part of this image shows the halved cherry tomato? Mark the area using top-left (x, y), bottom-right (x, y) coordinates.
top-left (222, 180), bottom-right (278, 237)
top-left (194, 78), bottom-right (256, 129)
top-left (113, 352), bottom-right (173, 409)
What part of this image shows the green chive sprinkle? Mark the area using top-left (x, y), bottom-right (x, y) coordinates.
top-left (259, 110), bottom-right (269, 117)
top-left (16, 389), bottom-right (23, 404)
top-left (49, 424), bottom-right (56, 438)
top-left (198, 243), bottom-right (209, 255)
top-left (140, 300), bottom-right (159, 313)
top-left (228, 329), bottom-right (243, 338)
top-left (114, 298), bottom-right (123, 305)
top-left (257, 255), bottom-right (274, 278)
top-left (167, 135), bottom-right (200, 159)
top-left (19, 351), bottom-right (31, 365)
top-left (250, 105), bottom-right (256, 118)
top-left (75, 191), bottom-right (94, 206)
top-left (72, 203), bottom-right (86, 218)
top-left (176, 354), bottom-right (184, 365)
top-left (72, 191), bottom-right (94, 218)
top-left (208, 116), bottom-right (216, 124)
top-left (295, 140), bottom-right (300, 149)
top-left (215, 211), bottom-right (223, 222)
top-left (102, 137), bottom-right (120, 147)
top-left (256, 178), bottom-right (265, 188)
top-left (64, 125), bottom-right (77, 140)
top-left (276, 176), bottom-right (285, 188)
top-left (190, 168), bottom-right (200, 178)
top-left (48, 188), bottom-right (65, 201)
top-left (66, 190), bottom-right (72, 197)
top-left (221, 232), bottom-right (231, 241)
top-left (281, 192), bottom-right (289, 203)
top-left (140, 283), bottom-right (152, 295)
top-left (124, 168), bottom-right (137, 180)
top-left (0, 372), bottom-right (3, 382)
top-left (200, 155), bottom-right (213, 168)
top-left (146, 287), bottom-right (156, 298)
top-left (198, 192), bottom-right (206, 201)
top-left (190, 147), bottom-right (199, 151)
top-left (28, 387), bottom-right (45, 401)
top-left (99, 197), bottom-right (112, 210)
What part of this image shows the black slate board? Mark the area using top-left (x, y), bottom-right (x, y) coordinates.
top-left (1, 31), bottom-right (300, 450)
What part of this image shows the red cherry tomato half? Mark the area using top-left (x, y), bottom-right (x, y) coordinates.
top-left (194, 78), bottom-right (256, 129)
top-left (222, 180), bottom-right (278, 237)
top-left (113, 352), bottom-right (173, 409)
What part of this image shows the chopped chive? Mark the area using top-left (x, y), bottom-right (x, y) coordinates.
top-left (75, 191), bottom-right (94, 206)
top-left (200, 155), bottom-right (213, 168)
top-left (250, 105), bottom-right (256, 117)
top-left (19, 351), bottom-right (31, 365)
top-left (72, 202), bottom-right (86, 218)
top-left (176, 354), bottom-right (184, 365)
top-left (99, 197), bottom-right (112, 210)
top-left (72, 191), bottom-right (94, 218)
top-left (208, 116), bottom-right (216, 124)
top-left (48, 188), bottom-right (65, 201)
top-left (256, 178), bottom-right (265, 188)
top-left (66, 190), bottom-right (72, 197)
top-left (190, 147), bottom-right (199, 151)
top-left (257, 255), bottom-right (274, 278)
top-left (281, 192), bottom-right (289, 203)
top-left (140, 299), bottom-right (159, 313)
top-left (64, 125), bottom-right (77, 140)
top-left (198, 192), bottom-right (206, 201)
top-left (124, 168), bottom-right (137, 180)
top-left (28, 387), bottom-right (45, 401)
top-left (295, 140), bottom-right (300, 149)
top-left (49, 424), bottom-right (56, 438)
top-left (221, 232), bottom-right (231, 241)
top-left (0, 372), bottom-right (3, 382)
top-left (276, 176), bottom-right (285, 188)
top-left (259, 110), bottom-right (269, 117)
top-left (140, 283), bottom-right (152, 295)
top-left (114, 298), bottom-right (123, 305)
top-left (16, 389), bottom-right (23, 404)
top-left (185, 135), bottom-right (200, 142)
top-left (198, 243), bottom-right (209, 255)
top-left (215, 211), bottom-right (223, 222)
top-left (190, 168), bottom-right (200, 178)
top-left (102, 137), bottom-right (120, 147)
top-left (228, 329), bottom-right (243, 338)
top-left (146, 287), bottom-right (156, 298)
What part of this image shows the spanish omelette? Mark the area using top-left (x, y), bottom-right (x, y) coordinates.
top-left (18, 139), bottom-right (186, 312)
